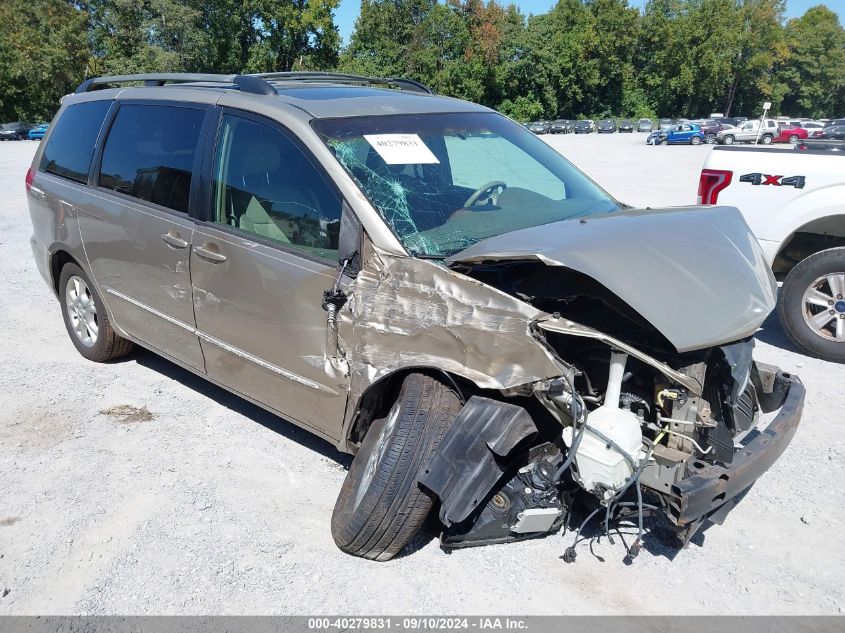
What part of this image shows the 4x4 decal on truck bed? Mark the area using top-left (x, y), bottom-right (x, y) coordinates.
top-left (740, 172), bottom-right (806, 188)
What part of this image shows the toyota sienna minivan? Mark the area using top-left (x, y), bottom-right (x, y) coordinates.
top-left (27, 72), bottom-right (803, 563)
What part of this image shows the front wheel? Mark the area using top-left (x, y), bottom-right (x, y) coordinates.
top-left (722, 135), bottom-right (735, 145)
top-left (789, 134), bottom-right (800, 144)
top-left (331, 373), bottom-right (461, 560)
top-left (59, 263), bottom-right (133, 362)
top-left (779, 248), bottom-right (845, 363)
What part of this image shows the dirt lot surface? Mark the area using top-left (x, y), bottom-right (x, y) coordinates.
top-left (1, 133), bottom-right (843, 615)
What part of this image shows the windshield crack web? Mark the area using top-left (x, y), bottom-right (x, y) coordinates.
top-left (331, 140), bottom-right (438, 255)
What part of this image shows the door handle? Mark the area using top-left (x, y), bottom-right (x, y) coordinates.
top-left (161, 230), bottom-right (189, 249)
top-left (193, 243), bottom-right (227, 263)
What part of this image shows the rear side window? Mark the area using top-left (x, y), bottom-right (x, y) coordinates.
top-left (39, 100), bottom-right (111, 184)
top-left (99, 104), bottom-right (205, 213)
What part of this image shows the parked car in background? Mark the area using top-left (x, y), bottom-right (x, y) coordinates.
top-left (823, 118), bottom-right (845, 129)
top-left (0, 122), bottom-right (33, 140)
top-left (773, 125), bottom-right (808, 144)
top-left (574, 119), bottom-right (594, 134)
top-left (528, 120), bottom-right (550, 134)
top-left (618, 119), bottom-right (634, 133)
top-left (550, 119), bottom-right (573, 134)
top-left (818, 125), bottom-right (845, 140)
top-left (27, 123), bottom-right (49, 140)
top-left (717, 119), bottom-right (778, 145)
top-left (637, 118), bottom-right (653, 132)
top-left (597, 119), bottom-right (616, 133)
top-left (648, 123), bottom-right (705, 145)
top-left (796, 139), bottom-right (845, 152)
top-left (658, 118), bottom-right (674, 130)
top-left (695, 119), bottom-right (732, 144)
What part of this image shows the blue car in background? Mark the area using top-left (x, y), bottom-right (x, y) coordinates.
top-left (647, 122), bottom-right (705, 145)
top-left (28, 123), bottom-right (48, 140)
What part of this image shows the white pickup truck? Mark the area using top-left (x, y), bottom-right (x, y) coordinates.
top-left (699, 142), bottom-right (845, 362)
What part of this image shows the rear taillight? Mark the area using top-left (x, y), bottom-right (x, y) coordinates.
top-left (25, 167), bottom-right (33, 193)
top-left (697, 169), bottom-right (732, 204)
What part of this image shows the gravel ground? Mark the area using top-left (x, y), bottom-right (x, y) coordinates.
top-left (0, 133), bottom-right (843, 615)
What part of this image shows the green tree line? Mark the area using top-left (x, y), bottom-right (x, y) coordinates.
top-left (1, 0), bottom-right (843, 123)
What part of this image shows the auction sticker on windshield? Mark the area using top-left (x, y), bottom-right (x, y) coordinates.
top-left (364, 133), bottom-right (440, 164)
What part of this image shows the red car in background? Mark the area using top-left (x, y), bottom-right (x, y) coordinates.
top-left (773, 125), bottom-right (809, 144)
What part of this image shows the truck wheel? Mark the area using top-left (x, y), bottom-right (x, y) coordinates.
top-left (761, 134), bottom-right (773, 145)
top-left (779, 248), bottom-right (845, 362)
top-left (331, 373), bottom-right (461, 561)
top-left (722, 135), bottom-right (735, 145)
top-left (59, 263), bottom-right (133, 362)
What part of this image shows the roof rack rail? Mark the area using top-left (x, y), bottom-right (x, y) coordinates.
top-left (74, 73), bottom-right (276, 96)
top-left (251, 71), bottom-right (433, 95)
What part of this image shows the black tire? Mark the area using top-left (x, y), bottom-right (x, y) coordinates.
top-left (704, 133), bottom-right (716, 144)
top-left (59, 263), bottom-right (133, 362)
top-left (779, 248), bottom-right (845, 363)
top-left (331, 373), bottom-right (461, 561)
top-left (761, 134), bottom-right (773, 145)
top-left (691, 135), bottom-right (702, 145)
top-left (789, 134), bottom-right (799, 144)
top-left (722, 135), bottom-right (735, 145)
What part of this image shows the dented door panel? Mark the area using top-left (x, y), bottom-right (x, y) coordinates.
top-left (77, 190), bottom-right (205, 370)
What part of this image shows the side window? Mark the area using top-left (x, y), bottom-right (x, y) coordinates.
top-left (99, 104), bottom-right (205, 213)
top-left (39, 100), bottom-right (111, 184)
top-left (211, 114), bottom-right (342, 260)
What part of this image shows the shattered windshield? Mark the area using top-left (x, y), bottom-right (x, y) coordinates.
top-left (312, 112), bottom-right (619, 257)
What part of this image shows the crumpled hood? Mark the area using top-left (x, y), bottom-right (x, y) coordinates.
top-left (446, 205), bottom-right (777, 352)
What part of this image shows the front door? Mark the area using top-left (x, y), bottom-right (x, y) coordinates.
top-left (190, 110), bottom-right (349, 440)
top-left (78, 102), bottom-right (209, 370)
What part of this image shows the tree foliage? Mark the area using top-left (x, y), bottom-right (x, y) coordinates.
top-left (1, 0), bottom-right (844, 122)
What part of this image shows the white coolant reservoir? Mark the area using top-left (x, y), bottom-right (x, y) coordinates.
top-left (562, 351), bottom-right (644, 496)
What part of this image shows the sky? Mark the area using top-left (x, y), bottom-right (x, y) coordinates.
top-left (334, 0), bottom-right (845, 43)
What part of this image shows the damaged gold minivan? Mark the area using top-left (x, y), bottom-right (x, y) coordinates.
top-left (27, 73), bottom-right (804, 563)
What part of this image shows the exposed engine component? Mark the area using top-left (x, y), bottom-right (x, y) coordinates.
top-left (562, 351), bottom-right (645, 498)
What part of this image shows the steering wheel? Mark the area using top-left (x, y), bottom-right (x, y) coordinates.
top-left (463, 181), bottom-right (507, 208)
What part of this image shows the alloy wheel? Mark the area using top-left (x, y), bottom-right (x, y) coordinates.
top-left (802, 272), bottom-right (845, 343)
top-left (65, 275), bottom-right (98, 347)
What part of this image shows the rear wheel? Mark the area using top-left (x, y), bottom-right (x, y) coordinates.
top-left (59, 263), bottom-right (133, 362)
top-left (779, 248), bottom-right (845, 363)
top-left (761, 134), bottom-right (773, 145)
top-left (722, 135), bottom-right (735, 145)
top-left (704, 133), bottom-right (717, 144)
top-left (691, 135), bottom-right (703, 145)
top-left (331, 373), bottom-right (461, 560)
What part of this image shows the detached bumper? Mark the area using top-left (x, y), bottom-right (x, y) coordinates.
top-left (669, 371), bottom-right (804, 526)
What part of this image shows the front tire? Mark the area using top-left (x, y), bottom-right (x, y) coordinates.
top-left (779, 248), bottom-right (845, 362)
top-left (789, 134), bottom-right (799, 144)
top-left (59, 263), bottom-right (133, 362)
top-left (332, 373), bottom-right (461, 561)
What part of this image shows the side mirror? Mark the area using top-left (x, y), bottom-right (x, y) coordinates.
top-left (337, 201), bottom-right (362, 277)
